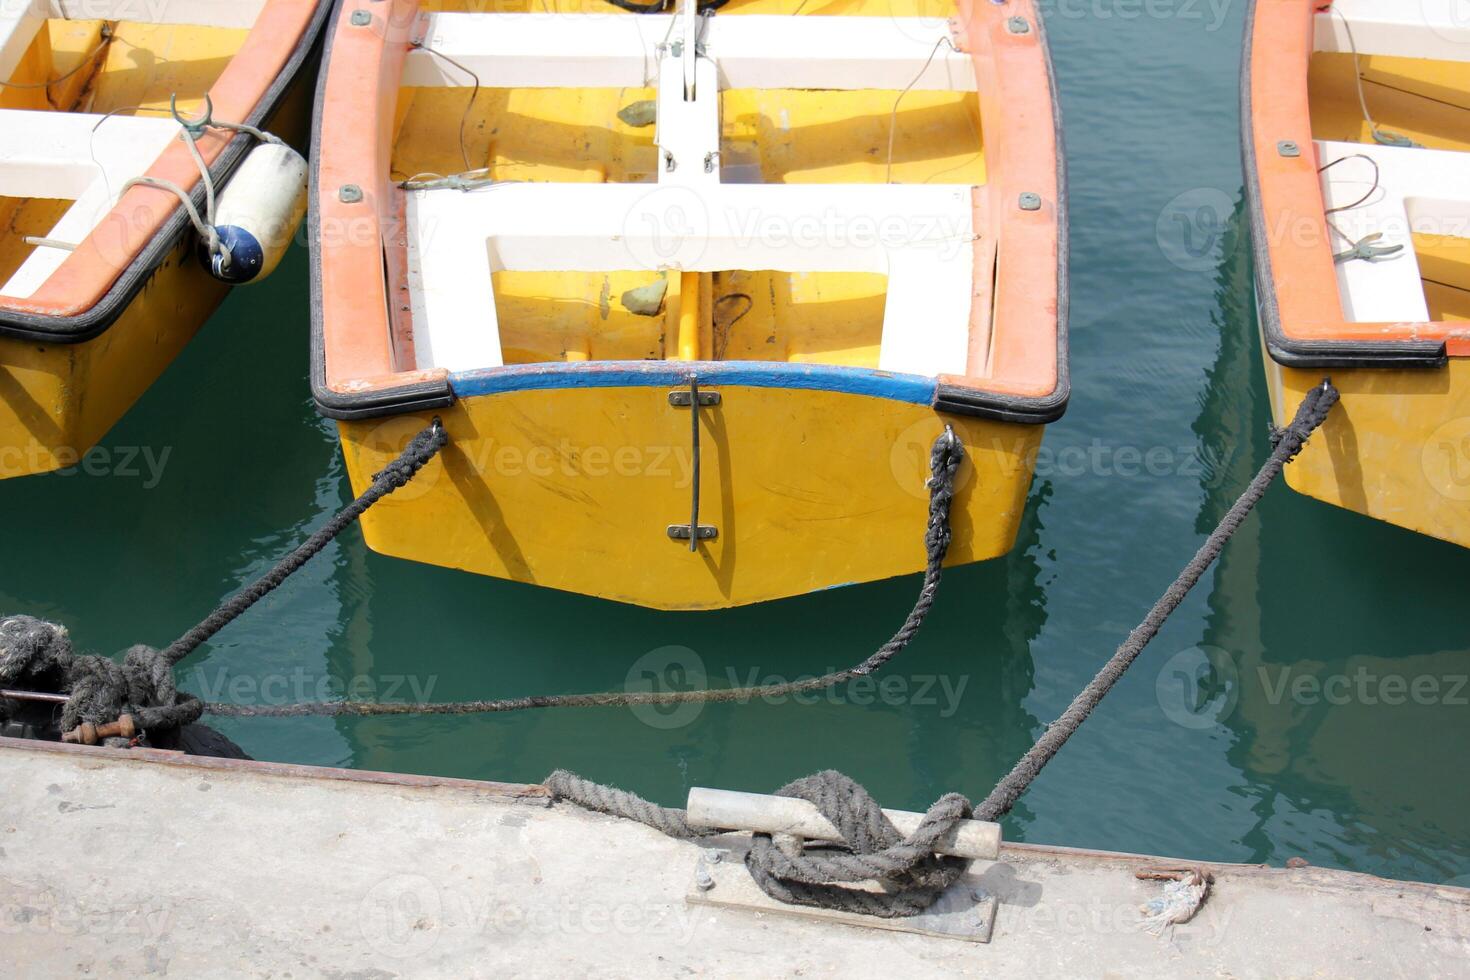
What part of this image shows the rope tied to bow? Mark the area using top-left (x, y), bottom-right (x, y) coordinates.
top-left (210, 426), bottom-right (965, 717)
top-left (973, 378), bottom-right (1339, 821)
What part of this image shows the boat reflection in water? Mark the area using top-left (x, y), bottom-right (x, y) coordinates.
top-left (1191, 199), bottom-right (1470, 884)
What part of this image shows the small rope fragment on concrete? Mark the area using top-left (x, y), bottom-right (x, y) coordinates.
top-left (1137, 867), bottom-right (1213, 933)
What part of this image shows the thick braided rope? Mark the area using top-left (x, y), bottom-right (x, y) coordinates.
top-left (0, 422), bottom-right (448, 740)
top-left (0, 618), bottom-right (202, 737)
top-left (162, 422), bottom-right (448, 667)
top-left (544, 768), bottom-right (972, 917)
top-left (974, 379), bottom-right (1340, 821)
top-left (208, 428), bottom-right (965, 718)
top-left (742, 771), bottom-right (972, 917)
top-left (543, 769), bottom-right (701, 839)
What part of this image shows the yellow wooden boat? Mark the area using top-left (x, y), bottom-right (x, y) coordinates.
top-left (1244, 0), bottom-right (1470, 547)
top-left (313, 0), bottom-right (1068, 609)
top-left (0, 1), bottom-right (330, 479)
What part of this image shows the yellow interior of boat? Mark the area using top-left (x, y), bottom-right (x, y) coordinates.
top-left (1309, 51), bottom-right (1470, 322)
top-left (394, 0), bottom-right (985, 369)
top-left (0, 17), bottom-right (248, 291)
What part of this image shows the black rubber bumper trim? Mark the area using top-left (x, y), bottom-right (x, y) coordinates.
top-left (310, 1), bottom-right (1069, 424)
top-left (1239, 0), bottom-right (1447, 371)
top-left (0, 0), bottom-right (334, 345)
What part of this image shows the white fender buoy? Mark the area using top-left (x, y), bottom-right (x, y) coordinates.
top-left (203, 142), bottom-right (309, 284)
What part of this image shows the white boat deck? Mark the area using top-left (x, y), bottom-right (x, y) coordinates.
top-left (2, 737), bottom-right (1466, 976)
top-left (401, 8), bottom-right (981, 380)
top-left (1312, 0), bottom-right (1470, 325)
top-left (1317, 140), bottom-right (1470, 323)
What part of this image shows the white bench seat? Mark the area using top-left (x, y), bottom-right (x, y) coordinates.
top-left (1316, 138), bottom-right (1470, 323)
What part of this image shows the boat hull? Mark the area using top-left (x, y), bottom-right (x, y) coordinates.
top-left (1260, 349), bottom-right (1470, 549)
top-left (315, 0), bottom-right (1066, 608)
top-left (1242, 0), bottom-right (1470, 548)
top-left (339, 385), bottom-right (1040, 610)
top-left (0, 6), bottom-right (327, 479)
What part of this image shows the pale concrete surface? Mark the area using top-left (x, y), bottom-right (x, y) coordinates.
top-left (2, 738), bottom-right (1466, 978)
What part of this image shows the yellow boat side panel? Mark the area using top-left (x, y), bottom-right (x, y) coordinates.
top-left (0, 238), bottom-right (229, 477)
top-left (0, 20), bottom-right (107, 111)
top-left (87, 22), bottom-right (250, 116)
top-left (2, 20), bottom-right (248, 116)
top-left (1266, 359), bottom-right (1470, 549)
top-left (1415, 233), bottom-right (1470, 323)
top-left (339, 386), bottom-right (1039, 610)
top-left (0, 197), bottom-right (73, 288)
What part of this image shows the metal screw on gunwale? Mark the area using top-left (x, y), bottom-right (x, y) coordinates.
top-left (339, 184), bottom-right (364, 204)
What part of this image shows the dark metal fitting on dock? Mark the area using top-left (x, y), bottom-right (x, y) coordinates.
top-left (62, 714), bottom-right (138, 746)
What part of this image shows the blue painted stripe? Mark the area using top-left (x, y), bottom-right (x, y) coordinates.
top-left (448, 361), bottom-right (937, 405)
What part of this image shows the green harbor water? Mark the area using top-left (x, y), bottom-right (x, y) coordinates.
top-left (2, 4), bottom-right (1466, 887)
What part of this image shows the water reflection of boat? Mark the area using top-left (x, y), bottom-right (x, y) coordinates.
top-left (1202, 195), bottom-right (1470, 882)
top-left (343, 489), bottom-right (1050, 813)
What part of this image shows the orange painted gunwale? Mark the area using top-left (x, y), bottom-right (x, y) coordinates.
top-left (0, 0), bottom-right (321, 318)
top-left (315, 0), bottom-right (1064, 403)
top-left (1247, 0), bottom-right (1470, 357)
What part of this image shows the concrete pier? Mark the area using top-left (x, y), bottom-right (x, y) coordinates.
top-left (2, 737), bottom-right (1466, 976)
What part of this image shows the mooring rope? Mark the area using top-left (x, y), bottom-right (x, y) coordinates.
top-left (164, 421), bottom-right (448, 668)
top-left (974, 378), bottom-right (1338, 820)
top-left (545, 768), bottom-right (973, 917)
top-left (207, 426), bottom-right (966, 717)
top-left (0, 421), bottom-right (448, 741)
top-left (0, 380), bottom-right (1341, 917)
top-left (541, 379), bottom-right (1340, 914)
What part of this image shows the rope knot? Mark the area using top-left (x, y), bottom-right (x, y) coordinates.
top-left (743, 770), bottom-right (974, 917)
top-left (1270, 379), bottom-right (1339, 462)
top-left (370, 420), bottom-right (450, 489)
top-left (923, 427), bottom-right (964, 557)
top-left (0, 616), bottom-right (201, 740)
